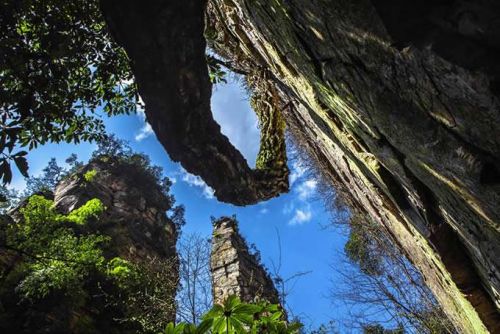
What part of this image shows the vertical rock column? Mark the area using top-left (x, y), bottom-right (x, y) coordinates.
top-left (210, 217), bottom-right (280, 306)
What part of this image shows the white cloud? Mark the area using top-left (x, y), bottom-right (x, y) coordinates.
top-left (136, 109), bottom-right (145, 118)
top-left (289, 206), bottom-right (312, 225)
top-left (296, 178), bottom-right (317, 200)
top-left (289, 160), bottom-right (307, 186)
top-left (259, 208), bottom-right (269, 215)
top-left (282, 164), bottom-right (318, 226)
top-left (135, 122), bottom-right (154, 142)
top-left (134, 108), bottom-right (154, 142)
top-left (180, 168), bottom-right (215, 199)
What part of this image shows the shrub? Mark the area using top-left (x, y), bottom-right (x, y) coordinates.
top-left (165, 295), bottom-right (302, 334)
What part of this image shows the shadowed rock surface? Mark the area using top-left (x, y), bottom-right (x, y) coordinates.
top-left (99, 0), bottom-right (289, 206)
top-left (210, 217), bottom-right (281, 306)
top-left (99, 0), bottom-right (500, 332)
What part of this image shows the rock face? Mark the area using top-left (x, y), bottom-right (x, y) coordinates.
top-left (205, 1), bottom-right (500, 333)
top-left (0, 158), bottom-right (179, 333)
top-left (54, 158), bottom-right (178, 264)
top-left (99, 0), bottom-right (289, 206)
top-left (100, 1), bottom-right (500, 332)
top-left (210, 217), bottom-right (280, 306)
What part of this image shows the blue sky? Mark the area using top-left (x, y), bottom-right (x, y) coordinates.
top-left (8, 78), bottom-right (358, 330)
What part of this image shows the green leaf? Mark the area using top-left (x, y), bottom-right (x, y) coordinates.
top-left (196, 319), bottom-right (213, 334)
top-left (212, 316), bottom-right (226, 334)
top-left (224, 295), bottom-right (241, 311)
top-left (203, 304), bottom-right (224, 320)
top-left (164, 322), bottom-right (175, 334)
top-left (229, 318), bottom-right (247, 334)
top-left (14, 155), bottom-right (29, 177)
top-left (270, 311), bottom-right (283, 321)
top-left (0, 160), bottom-right (12, 184)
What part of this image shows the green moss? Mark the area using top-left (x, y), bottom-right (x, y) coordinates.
top-left (83, 169), bottom-right (97, 182)
top-left (248, 74), bottom-right (287, 174)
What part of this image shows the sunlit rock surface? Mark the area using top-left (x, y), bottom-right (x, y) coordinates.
top-left (205, 1), bottom-right (500, 332)
top-left (210, 217), bottom-right (281, 306)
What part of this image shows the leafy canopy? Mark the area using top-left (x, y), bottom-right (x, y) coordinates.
top-left (344, 214), bottom-right (382, 276)
top-left (1, 194), bottom-right (179, 332)
top-left (5, 195), bottom-right (107, 298)
top-left (0, 0), bottom-right (231, 185)
top-left (0, 0), bottom-right (139, 184)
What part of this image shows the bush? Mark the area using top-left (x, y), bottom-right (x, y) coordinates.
top-left (8, 195), bottom-right (108, 299)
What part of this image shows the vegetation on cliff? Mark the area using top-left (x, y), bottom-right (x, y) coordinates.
top-left (0, 140), bottom-right (182, 333)
top-left (1, 0), bottom-right (500, 332)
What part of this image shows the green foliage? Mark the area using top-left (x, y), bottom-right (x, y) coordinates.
top-left (24, 158), bottom-right (64, 195)
top-left (167, 295), bottom-right (301, 334)
top-left (7, 195), bottom-right (108, 299)
top-left (91, 135), bottom-right (186, 233)
top-left (248, 73), bottom-right (288, 185)
top-left (22, 154), bottom-right (84, 197)
top-left (362, 324), bottom-right (405, 334)
top-left (65, 198), bottom-right (105, 225)
top-left (0, 185), bottom-right (19, 214)
top-left (65, 153), bottom-right (84, 172)
top-left (106, 257), bottom-right (138, 288)
top-left (83, 169), bottom-right (97, 182)
top-left (344, 215), bottom-right (382, 276)
top-left (2, 193), bottom-right (179, 332)
top-left (207, 56), bottom-right (228, 84)
top-left (106, 256), bottom-right (179, 333)
top-left (17, 231), bottom-right (107, 299)
top-left (308, 321), bottom-right (339, 334)
top-left (0, 0), bottom-right (139, 184)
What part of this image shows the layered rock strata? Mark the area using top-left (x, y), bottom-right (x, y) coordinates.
top-left (205, 1), bottom-right (500, 332)
top-left (210, 217), bottom-right (280, 306)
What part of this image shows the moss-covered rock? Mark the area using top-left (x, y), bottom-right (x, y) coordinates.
top-left (206, 0), bottom-right (500, 332)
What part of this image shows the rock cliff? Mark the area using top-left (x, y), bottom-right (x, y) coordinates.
top-left (54, 158), bottom-right (178, 263)
top-left (0, 157), bottom-right (179, 333)
top-left (99, 1), bottom-right (500, 332)
top-left (210, 217), bottom-right (281, 306)
top-left (206, 1), bottom-right (500, 332)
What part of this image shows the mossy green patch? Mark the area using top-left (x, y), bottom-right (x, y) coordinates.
top-left (83, 169), bottom-right (97, 182)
